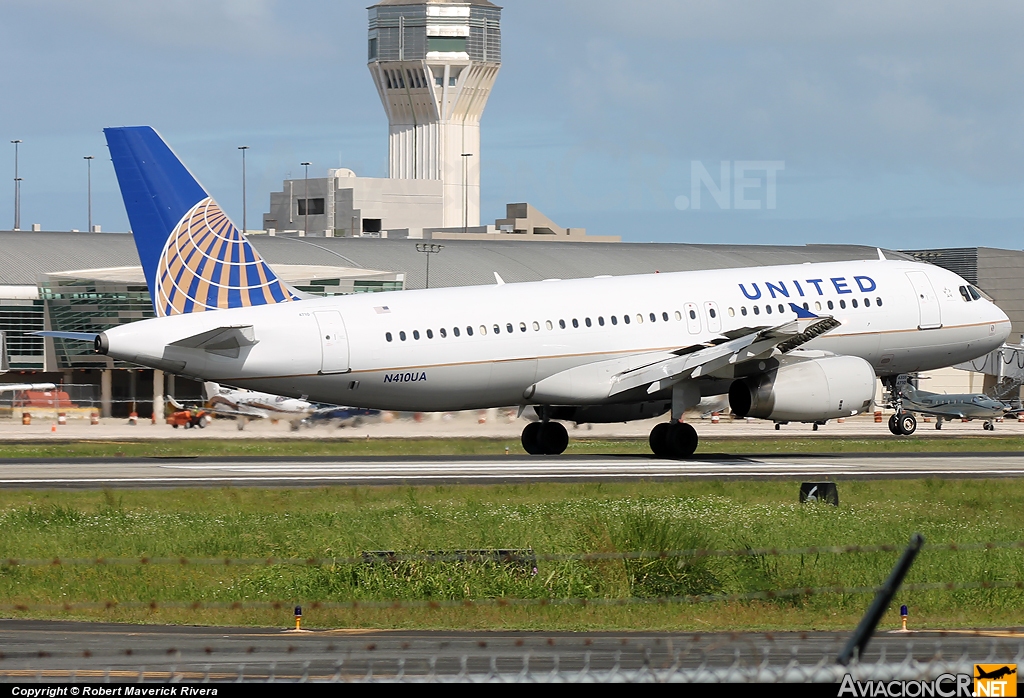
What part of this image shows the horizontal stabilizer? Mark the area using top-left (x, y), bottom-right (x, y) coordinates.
top-left (34, 331), bottom-right (99, 342)
top-left (169, 325), bottom-right (258, 359)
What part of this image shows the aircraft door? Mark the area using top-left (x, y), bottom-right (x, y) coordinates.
top-left (703, 301), bottom-right (722, 334)
top-left (314, 310), bottom-right (350, 374)
top-left (683, 302), bottom-right (702, 334)
top-left (905, 271), bottom-right (942, 330)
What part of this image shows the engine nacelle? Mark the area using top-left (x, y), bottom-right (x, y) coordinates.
top-left (728, 355), bottom-right (875, 422)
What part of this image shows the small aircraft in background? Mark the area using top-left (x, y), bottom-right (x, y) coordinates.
top-left (888, 381), bottom-right (1022, 434)
top-left (202, 382), bottom-right (314, 431)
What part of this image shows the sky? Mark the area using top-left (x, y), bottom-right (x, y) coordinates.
top-left (1, 0), bottom-right (1023, 247)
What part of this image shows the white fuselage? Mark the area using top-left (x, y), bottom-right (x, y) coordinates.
top-left (101, 259), bottom-right (1011, 412)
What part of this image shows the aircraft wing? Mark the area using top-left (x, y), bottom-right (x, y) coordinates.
top-left (526, 309), bottom-right (841, 404)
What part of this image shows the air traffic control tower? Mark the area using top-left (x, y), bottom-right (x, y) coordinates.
top-left (368, 0), bottom-right (501, 229)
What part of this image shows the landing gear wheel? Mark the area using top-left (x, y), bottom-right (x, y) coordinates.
top-left (537, 422), bottom-right (569, 455)
top-left (935, 418), bottom-right (943, 430)
top-left (812, 423), bottom-right (819, 431)
top-left (888, 414), bottom-right (901, 435)
top-left (521, 421), bottom-right (544, 455)
top-left (898, 412), bottom-right (917, 435)
top-left (649, 422), bottom-right (671, 458)
top-left (522, 421), bottom-right (569, 455)
top-left (661, 422), bottom-right (698, 459)
top-left (984, 421), bottom-right (994, 431)
top-left (775, 423), bottom-right (781, 431)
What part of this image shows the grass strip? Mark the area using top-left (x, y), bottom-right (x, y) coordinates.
top-left (1, 479), bottom-right (1023, 631)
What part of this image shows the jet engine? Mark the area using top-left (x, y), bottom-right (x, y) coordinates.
top-left (728, 355), bottom-right (875, 422)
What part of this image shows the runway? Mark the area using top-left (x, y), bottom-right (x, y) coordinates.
top-left (0, 619), bottom-right (1020, 681)
top-left (0, 452), bottom-right (1023, 488)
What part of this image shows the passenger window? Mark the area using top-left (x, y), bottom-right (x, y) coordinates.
top-left (876, 297), bottom-right (883, 307)
top-left (585, 317), bottom-right (592, 327)
top-left (766, 305), bottom-right (773, 314)
top-left (728, 308), bottom-right (735, 317)
top-left (466, 326), bottom-right (473, 336)
top-left (480, 325), bottom-right (488, 335)
top-left (674, 311), bottom-right (682, 321)
top-left (386, 332), bottom-right (393, 342)
top-left (400, 331), bottom-right (407, 341)
top-left (546, 320), bottom-right (553, 330)
top-left (827, 301), bottom-right (834, 310)
top-left (741, 307), bottom-right (748, 316)
top-left (453, 327), bottom-right (460, 337)
top-left (815, 302), bottom-right (822, 311)
top-left (778, 304), bottom-right (784, 313)
top-left (688, 309), bottom-right (697, 320)
top-left (753, 306), bottom-right (760, 316)
top-left (598, 316), bottom-right (605, 326)
top-left (636, 314), bottom-right (643, 324)
top-left (413, 330), bottom-right (420, 339)
top-left (559, 319), bottom-right (566, 329)
top-left (662, 312), bottom-right (669, 321)
top-left (440, 328), bottom-right (447, 338)
top-left (572, 318), bottom-right (579, 328)
top-left (839, 300), bottom-right (846, 309)
top-left (802, 303), bottom-right (809, 311)
top-left (533, 321), bottom-right (540, 331)
top-left (624, 315), bottom-right (631, 325)
top-left (426, 329), bottom-right (433, 339)
top-left (710, 308), bottom-right (717, 319)
top-left (611, 316), bottom-right (618, 325)
top-left (650, 313), bottom-right (657, 322)
top-left (493, 324), bottom-right (500, 334)
top-left (864, 298), bottom-right (870, 307)
top-left (520, 322), bottom-right (527, 332)
top-left (507, 323), bottom-right (514, 333)
top-left (852, 299), bottom-right (858, 308)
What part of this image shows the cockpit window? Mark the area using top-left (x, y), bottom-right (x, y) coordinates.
top-left (968, 285), bottom-right (982, 301)
top-left (959, 286), bottom-right (972, 302)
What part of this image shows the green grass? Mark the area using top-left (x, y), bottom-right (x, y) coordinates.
top-left (1, 434), bottom-right (1023, 459)
top-left (1, 480), bottom-right (1023, 631)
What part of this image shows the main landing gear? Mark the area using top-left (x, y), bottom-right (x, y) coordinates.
top-left (521, 420), bottom-right (569, 455)
top-left (649, 421), bottom-right (699, 459)
top-left (888, 412), bottom-right (917, 436)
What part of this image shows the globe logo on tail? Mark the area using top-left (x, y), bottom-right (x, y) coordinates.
top-left (156, 198), bottom-right (296, 317)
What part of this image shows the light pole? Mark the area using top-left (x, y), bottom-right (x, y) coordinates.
top-left (238, 146), bottom-right (249, 236)
top-left (11, 140), bottom-right (22, 230)
top-left (415, 243), bottom-right (444, 289)
top-left (460, 152), bottom-right (473, 236)
top-left (300, 161), bottom-right (311, 237)
top-left (83, 156), bottom-right (94, 232)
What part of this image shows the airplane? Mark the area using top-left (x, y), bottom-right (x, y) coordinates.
top-left (976, 666), bottom-right (1017, 681)
top-left (889, 381), bottom-right (1022, 434)
top-left (202, 381), bottom-right (313, 430)
top-left (0, 332), bottom-right (57, 393)
top-left (39, 126), bottom-right (1012, 458)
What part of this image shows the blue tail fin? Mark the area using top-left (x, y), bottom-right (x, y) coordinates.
top-left (104, 126), bottom-right (295, 317)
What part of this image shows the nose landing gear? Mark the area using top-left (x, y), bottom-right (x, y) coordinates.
top-left (649, 421), bottom-right (699, 459)
top-left (888, 411), bottom-right (917, 435)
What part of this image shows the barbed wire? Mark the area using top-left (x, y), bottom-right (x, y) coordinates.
top-left (3, 539), bottom-right (1022, 569)
top-left (1, 578), bottom-right (1021, 614)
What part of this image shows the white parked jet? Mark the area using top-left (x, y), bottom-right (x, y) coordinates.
top-left (42, 127), bottom-right (1011, 458)
top-left (202, 381), bottom-right (313, 430)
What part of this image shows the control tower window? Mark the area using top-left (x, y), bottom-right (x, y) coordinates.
top-left (368, 38), bottom-right (378, 60)
top-left (428, 37), bottom-right (467, 53)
